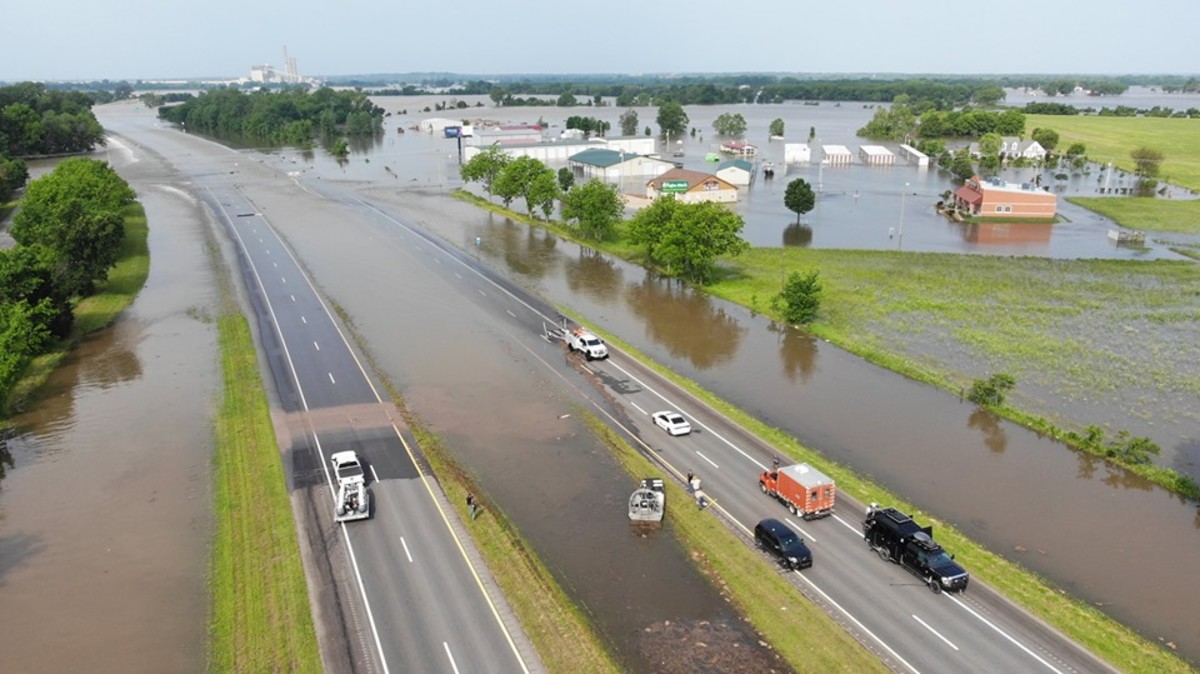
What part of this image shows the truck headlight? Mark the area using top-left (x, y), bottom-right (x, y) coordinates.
top-left (941, 577), bottom-right (952, 586)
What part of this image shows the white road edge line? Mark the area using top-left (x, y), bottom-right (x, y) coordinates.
top-left (795, 571), bottom-right (922, 674)
top-left (400, 537), bottom-right (413, 563)
top-left (696, 451), bottom-right (719, 469)
top-left (947, 595), bottom-right (1064, 673)
top-left (443, 642), bottom-right (461, 674)
top-left (207, 187), bottom-right (390, 674)
top-left (783, 517), bottom-right (817, 543)
top-left (912, 614), bottom-right (959, 651)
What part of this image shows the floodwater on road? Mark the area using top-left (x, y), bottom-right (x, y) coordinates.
top-left (0, 152), bottom-right (218, 672)
top-left (328, 183), bottom-right (1200, 663)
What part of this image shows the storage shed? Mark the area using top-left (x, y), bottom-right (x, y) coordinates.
top-left (784, 143), bottom-right (811, 164)
top-left (859, 145), bottom-right (896, 165)
top-left (821, 145), bottom-right (853, 165)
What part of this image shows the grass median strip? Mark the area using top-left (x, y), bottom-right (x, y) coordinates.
top-left (581, 411), bottom-right (888, 673)
top-left (210, 310), bottom-right (321, 672)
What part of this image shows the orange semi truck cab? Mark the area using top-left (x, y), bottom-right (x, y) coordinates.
top-left (759, 463), bottom-right (836, 520)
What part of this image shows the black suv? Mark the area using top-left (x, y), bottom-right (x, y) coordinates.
top-left (754, 518), bottom-right (813, 570)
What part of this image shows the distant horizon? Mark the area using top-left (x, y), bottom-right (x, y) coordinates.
top-left (4, 71), bottom-right (1199, 86)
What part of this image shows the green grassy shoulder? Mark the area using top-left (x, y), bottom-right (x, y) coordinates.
top-left (572, 315), bottom-right (1191, 674)
top-left (582, 412), bottom-right (887, 673)
top-left (3, 202), bottom-right (149, 413)
top-left (1027, 114), bottom-right (1200, 191)
top-left (205, 201), bottom-right (319, 669)
top-left (1067, 196), bottom-right (1200, 235)
top-left (210, 310), bottom-right (320, 672)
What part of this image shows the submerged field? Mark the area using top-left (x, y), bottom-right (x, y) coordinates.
top-left (718, 249), bottom-right (1200, 433)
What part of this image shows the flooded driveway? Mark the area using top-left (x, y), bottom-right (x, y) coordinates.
top-left (0, 148), bottom-right (218, 673)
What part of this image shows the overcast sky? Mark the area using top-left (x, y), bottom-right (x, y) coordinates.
top-left (3, 0), bottom-right (1197, 82)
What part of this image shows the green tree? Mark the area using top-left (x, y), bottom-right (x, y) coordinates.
top-left (968, 373), bottom-right (1016, 407)
top-left (857, 102), bottom-right (916, 141)
top-left (619, 109), bottom-right (639, 136)
top-left (949, 149), bottom-right (975, 181)
top-left (557, 167), bottom-right (575, 192)
top-left (808, 126), bottom-right (816, 143)
top-left (10, 158), bottom-right (134, 296)
top-left (0, 155), bottom-right (29, 201)
top-left (493, 156), bottom-right (558, 216)
top-left (561, 179), bottom-right (624, 241)
top-left (460, 147), bottom-right (512, 199)
top-left (783, 178), bottom-right (815, 223)
top-left (489, 86), bottom-right (506, 106)
top-left (972, 86), bottom-right (1006, 106)
top-left (627, 199), bottom-right (749, 284)
top-left (769, 118), bottom-right (785, 137)
top-left (1131, 147), bottom-right (1164, 179)
top-left (979, 132), bottom-right (1003, 158)
top-left (1065, 142), bottom-right (1086, 158)
top-left (656, 101), bottom-right (689, 138)
top-left (1031, 127), bottom-right (1059, 151)
top-left (556, 92), bottom-right (578, 107)
top-left (0, 243), bottom-right (74, 337)
top-left (772, 270), bottom-right (822, 325)
top-left (713, 112), bottom-right (747, 136)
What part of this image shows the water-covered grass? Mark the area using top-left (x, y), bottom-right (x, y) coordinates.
top-left (1067, 196), bottom-right (1200, 234)
top-left (1027, 114), bottom-right (1200, 191)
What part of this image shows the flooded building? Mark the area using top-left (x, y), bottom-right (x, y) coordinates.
top-left (968, 137), bottom-right (1046, 161)
top-left (821, 144), bottom-right (853, 165)
top-left (858, 145), bottom-right (896, 165)
top-left (715, 159), bottom-right (754, 186)
top-left (606, 135), bottom-right (657, 155)
top-left (418, 117), bottom-right (465, 134)
top-left (953, 175), bottom-right (1057, 220)
top-left (898, 144), bottom-right (930, 167)
top-left (646, 168), bottom-right (738, 204)
top-left (784, 143), bottom-right (811, 163)
top-left (568, 149), bottom-right (675, 182)
top-left (463, 138), bottom-right (603, 163)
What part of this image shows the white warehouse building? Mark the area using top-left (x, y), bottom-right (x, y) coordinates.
top-left (859, 145), bottom-right (896, 166)
top-left (784, 143), bottom-right (811, 164)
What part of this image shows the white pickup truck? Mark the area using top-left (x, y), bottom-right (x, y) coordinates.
top-left (331, 450), bottom-right (366, 486)
top-left (567, 327), bottom-right (609, 360)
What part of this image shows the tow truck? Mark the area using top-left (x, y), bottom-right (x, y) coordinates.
top-left (331, 450), bottom-right (370, 522)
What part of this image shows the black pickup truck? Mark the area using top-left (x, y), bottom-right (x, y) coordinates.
top-left (863, 504), bottom-right (969, 593)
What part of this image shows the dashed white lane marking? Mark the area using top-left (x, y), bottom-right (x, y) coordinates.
top-left (290, 294), bottom-right (296, 302)
top-left (443, 642), bottom-right (461, 674)
top-left (273, 261), bottom-right (278, 268)
top-left (314, 341), bottom-right (320, 351)
top-left (301, 315), bottom-right (307, 324)
top-left (832, 513), bottom-right (862, 535)
top-left (784, 517), bottom-right (817, 543)
top-left (696, 451), bottom-right (719, 469)
top-left (506, 309), bottom-right (516, 318)
top-left (792, 572), bottom-right (921, 674)
top-left (478, 289), bottom-right (487, 297)
top-left (629, 401), bottom-right (647, 416)
top-left (328, 372), bottom-right (336, 384)
top-left (947, 595), bottom-right (1064, 673)
top-left (281, 276), bottom-right (287, 284)
top-left (370, 465), bottom-right (379, 482)
top-left (454, 272), bottom-right (462, 279)
top-left (913, 614), bottom-right (959, 651)
top-left (400, 537), bottom-right (413, 563)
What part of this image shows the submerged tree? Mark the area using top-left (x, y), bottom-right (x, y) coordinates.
top-left (783, 178), bottom-right (815, 223)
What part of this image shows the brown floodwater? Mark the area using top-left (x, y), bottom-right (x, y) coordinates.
top-left (335, 185), bottom-right (1200, 664)
top-left (91, 101), bottom-right (1200, 665)
top-left (0, 158), bottom-right (218, 672)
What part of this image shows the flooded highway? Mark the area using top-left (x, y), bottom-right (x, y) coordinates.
top-left (236, 94), bottom-right (1200, 662)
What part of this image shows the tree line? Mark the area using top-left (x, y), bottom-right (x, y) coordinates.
top-left (156, 87), bottom-right (385, 145)
top-left (0, 158), bottom-right (135, 400)
top-left (1, 82), bottom-right (110, 203)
